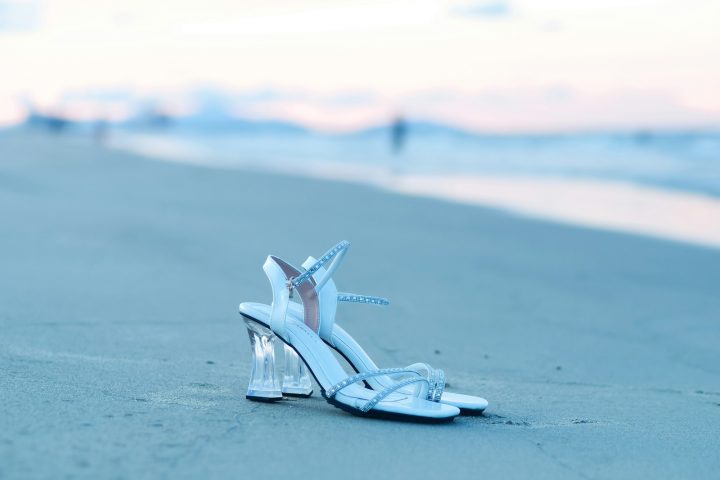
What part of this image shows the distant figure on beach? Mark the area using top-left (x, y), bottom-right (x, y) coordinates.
top-left (93, 119), bottom-right (108, 143)
top-left (391, 114), bottom-right (407, 154)
top-left (634, 130), bottom-right (653, 145)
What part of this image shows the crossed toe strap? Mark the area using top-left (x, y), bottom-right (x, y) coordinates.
top-left (326, 367), bottom-right (431, 413)
top-left (407, 362), bottom-right (446, 403)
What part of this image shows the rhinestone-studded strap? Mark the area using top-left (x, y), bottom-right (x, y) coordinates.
top-left (402, 362), bottom-right (446, 403)
top-left (337, 293), bottom-right (389, 306)
top-left (291, 241), bottom-right (349, 289)
top-left (360, 376), bottom-right (431, 412)
top-left (326, 368), bottom-right (433, 413)
top-left (426, 368), bottom-right (446, 403)
top-left (325, 367), bottom-right (422, 399)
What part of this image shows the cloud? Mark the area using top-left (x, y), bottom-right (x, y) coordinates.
top-left (0, 1), bottom-right (38, 32)
top-left (450, 1), bottom-right (512, 19)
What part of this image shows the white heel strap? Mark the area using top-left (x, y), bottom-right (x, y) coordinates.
top-left (263, 241), bottom-right (350, 339)
top-left (264, 255), bottom-right (319, 340)
top-left (297, 243), bottom-right (349, 341)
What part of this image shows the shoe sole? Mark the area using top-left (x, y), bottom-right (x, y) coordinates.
top-left (282, 391), bottom-right (314, 398)
top-left (325, 395), bottom-right (455, 424)
top-left (246, 395), bottom-right (283, 402)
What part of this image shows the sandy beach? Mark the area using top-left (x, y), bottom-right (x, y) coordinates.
top-left (2, 131), bottom-right (720, 479)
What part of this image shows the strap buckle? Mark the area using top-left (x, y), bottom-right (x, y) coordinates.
top-left (286, 277), bottom-right (295, 299)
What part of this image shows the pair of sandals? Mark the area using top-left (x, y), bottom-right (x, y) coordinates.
top-left (239, 240), bottom-right (488, 423)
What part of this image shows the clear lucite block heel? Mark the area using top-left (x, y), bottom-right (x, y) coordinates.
top-left (282, 345), bottom-right (313, 397)
top-left (244, 319), bottom-right (282, 402)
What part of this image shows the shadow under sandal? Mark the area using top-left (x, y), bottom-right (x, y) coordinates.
top-left (239, 241), bottom-right (460, 423)
top-left (241, 240), bottom-right (488, 415)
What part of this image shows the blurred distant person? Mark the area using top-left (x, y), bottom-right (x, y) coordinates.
top-left (93, 118), bottom-right (108, 144)
top-left (391, 114), bottom-right (407, 154)
top-left (634, 130), bottom-right (653, 145)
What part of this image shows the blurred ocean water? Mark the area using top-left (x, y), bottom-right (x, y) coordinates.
top-left (111, 127), bottom-right (720, 197)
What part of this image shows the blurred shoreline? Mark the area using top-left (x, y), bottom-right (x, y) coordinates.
top-left (393, 174), bottom-right (720, 249)
top-left (103, 129), bottom-right (720, 249)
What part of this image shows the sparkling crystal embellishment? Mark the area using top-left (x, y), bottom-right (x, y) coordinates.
top-left (337, 293), bottom-right (389, 306)
top-left (291, 240), bottom-right (349, 288)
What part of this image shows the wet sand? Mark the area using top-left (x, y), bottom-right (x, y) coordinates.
top-left (392, 174), bottom-right (720, 249)
top-left (1, 131), bottom-right (719, 479)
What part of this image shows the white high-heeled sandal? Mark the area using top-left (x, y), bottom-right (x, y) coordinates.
top-left (239, 242), bottom-right (460, 423)
top-left (240, 241), bottom-right (489, 415)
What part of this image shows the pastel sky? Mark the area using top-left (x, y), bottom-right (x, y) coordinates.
top-left (1, 0), bottom-right (719, 131)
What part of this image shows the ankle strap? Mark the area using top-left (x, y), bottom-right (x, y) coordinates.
top-left (300, 248), bottom-right (389, 344)
top-left (337, 293), bottom-right (389, 306)
top-left (291, 240), bottom-right (349, 291)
